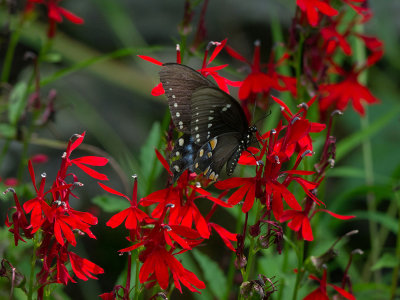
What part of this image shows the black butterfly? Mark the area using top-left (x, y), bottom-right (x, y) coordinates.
top-left (159, 63), bottom-right (257, 182)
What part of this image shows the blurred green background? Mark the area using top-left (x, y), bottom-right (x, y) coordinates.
top-left (1, 0), bottom-right (399, 299)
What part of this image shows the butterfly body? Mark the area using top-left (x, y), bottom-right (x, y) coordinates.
top-left (159, 63), bottom-right (256, 182)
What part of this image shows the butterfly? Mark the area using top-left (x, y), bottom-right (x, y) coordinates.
top-left (159, 63), bottom-right (257, 182)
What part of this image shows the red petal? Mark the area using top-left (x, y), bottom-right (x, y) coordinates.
top-left (328, 284), bottom-right (356, 300)
top-left (228, 184), bottom-right (249, 206)
top-left (317, 209), bottom-right (355, 220)
top-left (73, 162), bottom-right (108, 180)
top-left (154, 254), bottom-right (169, 289)
top-left (106, 209), bottom-right (129, 228)
top-left (137, 55), bottom-right (163, 66)
top-left (155, 149), bottom-right (172, 175)
top-left (224, 45), bottom-right (248, 63)
top-left (98, 182), bottom-right (129, 200)
top-left (208, 39), bottom-right (227, 64)
top-left (72, 156), bottom-right (108, 166)
top-left (242, 184), bottom-right (256, 213)
top-left (70, 132), bottom-right (86, 153)
top-left (151, 83), bottom-right (165, 96)
top-left (59, 7), bottom-right (84, 24)
top-left (271, 95), bottom-right (293, 116)
top-left (301, 216), bottom-right (313, 241)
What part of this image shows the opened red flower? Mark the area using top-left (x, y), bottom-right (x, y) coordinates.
top-left (296, 0), bottom-right (338, 27)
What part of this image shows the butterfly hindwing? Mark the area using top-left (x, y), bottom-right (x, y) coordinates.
top-left (159, 63), bottom-right (214, 134)
top-left (170, 134), bottom-right (200, 182)
top-left (190, 87), bottom-right (249, 146)
top-left (193, 133), bottom-right (243, 181)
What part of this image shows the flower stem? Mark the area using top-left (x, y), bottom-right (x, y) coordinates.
top-left (223, 204), bottom-right (243, 300)
top-left (1, 24), bottom-right (21, 83)
top-left (291, 239), bottom-right (305, 300)
top-left (353, 22), bottom-right (379, 282)
top-left (239, 201), bottom-right (263, 300)
top-left (390, 188), bottom-right (400, 300)
top-left (133, 251), bottom-right (140, 300)
top-left (27, 232), bottom-right (39, 300)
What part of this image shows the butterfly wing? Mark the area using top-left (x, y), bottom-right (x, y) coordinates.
top-left (170, 134), bottom-right (200, 182)
top-left (190, 87), bottom-right (249, 146)
top-left (193, 133), bottom-right (243, 180)
top-left (159, 63), bottom-right (214, 134)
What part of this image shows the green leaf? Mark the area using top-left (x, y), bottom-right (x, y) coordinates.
top-left (139, 122), bottom-right (162, 191)
top-left (8, 82), bottom-right (28, 125)
top-left (371, 252), bottom-right (398, 271)
top-left (37, 46), bottom-right (160, 90)
top-left (327, 166), bottom-right (389, 181)
top-left (92, 194), bottom-right (128, 213)
top-left (192, 249), bottom-right (227, 299)
top-left (0, 123), bottom-right (16, 138)
top-left (351, 210), bottom-right (397, 233)
top-left (336, 105), bottom-right (400, 162)
top-left (42, 52), bottom-right (62, 63)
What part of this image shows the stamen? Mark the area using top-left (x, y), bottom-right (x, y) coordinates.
top-left (301, 150), bottom-right (313, 158)
top-left (291, 116), bottom-right (300, 125)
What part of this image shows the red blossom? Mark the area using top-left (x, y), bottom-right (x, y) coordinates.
top-left (100, 177), bottom-right (148, 238)
top-left (226, 42), bottom-right (296, 102)
top-left (4, 188), bottom-right (33, 245)
top-left (139, 247), bottom-right (205, 293)
top-left (304, 269), bottom-right (356, 300)
top-left (296, 0), bottom-right (338, 27)
top-left (26, 0), bottom-right (84, 37)
top-left (69, 251), bottom-right (104, 281)
top-left (319, 69), bottom-right (379, 116)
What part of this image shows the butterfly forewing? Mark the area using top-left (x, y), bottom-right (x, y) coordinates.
top-left (159, 63), bottom-right (213, 134)
top-left (190, 87), bottom-right (249, 146)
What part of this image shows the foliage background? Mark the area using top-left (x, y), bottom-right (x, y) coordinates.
top-left (0, 0), bottom-right (399, 299)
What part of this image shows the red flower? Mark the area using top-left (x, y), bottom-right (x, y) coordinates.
top-left (296, 0), bottom-right (338, 27)
top-left (69, 251), bottom-right (104, 281)
top-left (271, 96), bottom-right (326, 155)
top-left (56, 132), bottom-right (109, 188)
top-left (280, 210), bottom-right (314, 241)
top-left (304, 269), bottom-right (355, 300)
top-left (321, 26), bottom-right (352, 56)
top-left (51, 204), bottom-right (98, 246)
top-left (99, 177), bottom-right (148, 238)
top-left (139, 247), bottom-right (205, 293)
top-left (226, 42), bottom-right (296, 101)
top-left (23, 160), bottom-right (64, 233)
top-left (319, 68), bottom-right (379, 116)
top-left (4, 188), bottom-right (33, 245)
top-left (26, 0), bottom-right (84, 37)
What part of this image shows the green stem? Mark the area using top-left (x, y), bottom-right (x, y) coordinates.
top-left (295, 34), bottom-right (305, 101)
top-left (223, 205), bottom-right (243, 300)
top-left (291, 239), bottom-right (305, 300)
top-left (238, 201), bottom-right (263, 300)
top-left (0, 138), bottom-right (12, 170)
top-left (390, 189), bottom-right (400, 300)
top-left (353, 22), bottom-right (378, 282)
top-left (1, 25), bottom-right (22, 83)
top-left (133, 251), bottom-right (140, 300)
top-left (27, 232), bottom-right (40, 300)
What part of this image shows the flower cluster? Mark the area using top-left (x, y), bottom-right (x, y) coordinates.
top-left (100, 156), bottom-right (238, 297)
top-left (5, 132), bottom-right (107, 299)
